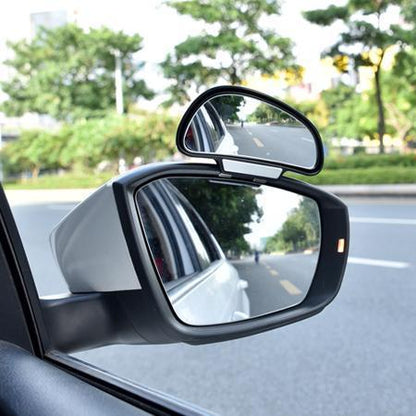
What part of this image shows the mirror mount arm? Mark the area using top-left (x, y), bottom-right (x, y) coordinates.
top-left (40, 293), bottom-right (143, 353)
top-left (221, 159), bottom-right (283, 180)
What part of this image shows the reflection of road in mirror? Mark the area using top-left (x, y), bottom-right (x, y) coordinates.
top-left (184, 93), bottom-right (320, 170)
top-left (231, 252), bottom-right (319, 317)
top-left (137, 176), bottom-right (321, 325)
top-left (227, 124), bottom-right (316, 168)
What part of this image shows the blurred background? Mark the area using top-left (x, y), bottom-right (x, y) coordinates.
top-left (1, 1), bottom-right (416, 415)
top-left (1, 0), bottom-right (416, 188)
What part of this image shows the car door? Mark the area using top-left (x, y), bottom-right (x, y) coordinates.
top-left (0, 184), bottom-right (211, 416)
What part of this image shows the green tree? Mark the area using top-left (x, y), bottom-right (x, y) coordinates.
top-left (321, 82), bottom-right (378, 143)
top-left (265, 198), bottom-right (320, 253)
top-left (2, 129), bottom-right (67, 178)
top-left (382, 67), bottom-right (416, 145)
top-left (209, 95), bottom-right (245, 123)
top-left (2, 112), bottom-right (178, 177)
top-left (1, 24), bottom-right (153, 121)
top-left (60, 113), bottom-right (178, 169)
top-left (304, 1), bottom-right (404, 153)
top-left (171, 178), bottom-right (262, 255)
top-left (162, 0), bottom-right (299, 105)
top-left (285, 98), bottom-right (329, 137)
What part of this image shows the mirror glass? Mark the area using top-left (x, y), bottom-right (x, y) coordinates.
top-left (183, 94), bottom-right (318, 169)
top-left (136, 178), bottom-right (321, 326)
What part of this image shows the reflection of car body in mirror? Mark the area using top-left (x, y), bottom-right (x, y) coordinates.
top-left (186, 102), bottom-right (239, 155)
top-left (136, 179), bottom-right (249, 325)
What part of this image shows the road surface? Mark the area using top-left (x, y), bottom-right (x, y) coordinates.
top-left (227, 124), bottom-right (317, 168)
top-left (233, 253), bottom-right (318, 316)
top-left (8, 194), bottom-right (416, 416)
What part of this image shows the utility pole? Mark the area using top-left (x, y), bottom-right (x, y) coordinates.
top-left (113, 49), bottom-right (124, 115)
top-left (112, 50), bottom-right (125, 173)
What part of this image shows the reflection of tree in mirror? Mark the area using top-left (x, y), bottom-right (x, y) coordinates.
top-left (170, 179), bottom-right (263, 256)
top-left (209, 95), bottom-right (246, 123)
top-left (265, 198), bottom-right (320, 254)
top-left (248, 103), bottom-right (301, 126)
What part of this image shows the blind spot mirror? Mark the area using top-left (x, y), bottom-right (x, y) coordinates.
top-left (136, 177), bottom-right (321, 326)
top-left (177, 86), bottom-right (324, 174)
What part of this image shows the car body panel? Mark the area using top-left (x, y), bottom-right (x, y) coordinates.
top-left (50, 181), bottom-right (141, 292)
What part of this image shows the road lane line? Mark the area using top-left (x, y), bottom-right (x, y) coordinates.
top-left (279, 280), bottom-right (302, 295)
top-left (253, 137), bottom-right (264, 148)
top-left (269, 270), bottom-right (279, 276)
top-left (301, 137), bottom-right (314, 143)
top-left (348, 257), bottom-right (410, 269)
top-left (350, 217), bottom-right (416, 225)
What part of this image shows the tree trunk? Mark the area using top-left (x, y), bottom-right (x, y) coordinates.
top-left (32, 166), bottom-right (40, 180)
top-left (374, 65), bottom-right (385, 154)
top-left (229, 59), bottom-right (239, 85)
top-left (401, 128), bottom-right (411, 143)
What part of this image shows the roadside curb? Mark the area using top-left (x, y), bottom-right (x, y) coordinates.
top-left (4, 183), bottom-right (416, 205)
top-left (319, 184), bottom-right (416, 197)
top-left (5, 189), bottom-right (95, 205)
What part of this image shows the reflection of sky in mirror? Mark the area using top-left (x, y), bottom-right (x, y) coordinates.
top-left (236, 97), bottom-right (254, 122)
top-left (244, 186), bottom-right (302, 250)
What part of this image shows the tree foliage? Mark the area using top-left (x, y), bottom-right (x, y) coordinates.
top-left (1, 24), bottom-right (153, 120)
top-left (304, 0), bottom-right (404, 153)
top-left (265, 198), bottom-right (320, 253)
top-left (1, 129), bottom-right (67, 178)
top-left (171, 179), bottom-right (263, 255)
top-left (162, 0), bottom-right (299, 104)
top-left (321, 83), bottom-right (379, 141)
top-left (2, 112), bottom-right (178, 176)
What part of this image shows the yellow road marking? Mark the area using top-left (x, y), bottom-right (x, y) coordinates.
top-left (279, 280), bottom-right (302, 295)
top-left (253, 137), bottom-right (264, 148)
top-left (269, 269), bottom-right (278, 276)
top-left (265, 264), bottom-right (272, 270)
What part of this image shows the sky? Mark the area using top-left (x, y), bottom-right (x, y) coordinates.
top-left (0, 0), bottom-right (346, 99)
top-left (244, 185), bottom-right (303, 250)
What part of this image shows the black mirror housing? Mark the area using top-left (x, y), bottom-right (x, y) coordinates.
top-left (43, 163), bottom-right (348, 352)
top-left (109, 163), bottom-right (348, 346)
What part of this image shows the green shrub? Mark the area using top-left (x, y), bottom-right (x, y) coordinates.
top-left (3, 172), bottom-right (113, 190)
top-left (324, 154), bottom-right (416, 170)
top-left (289, 166), bottom-right (416, 185)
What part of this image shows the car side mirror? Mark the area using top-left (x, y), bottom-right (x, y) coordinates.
top-left (40, 87), bottom-right (348, 353)
top-left (176, 85), bottom-right (324, 176)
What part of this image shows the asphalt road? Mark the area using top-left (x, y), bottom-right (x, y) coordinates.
top-left (9, 196), bottom-right (416, 416)
top-left (228, 124), bottom-right (317, 168)
top-left (233, 253), bottom-right (318, 316)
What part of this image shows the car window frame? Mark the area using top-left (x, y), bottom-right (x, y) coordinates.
top-left (0, 183), bottom-right (210, 416)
